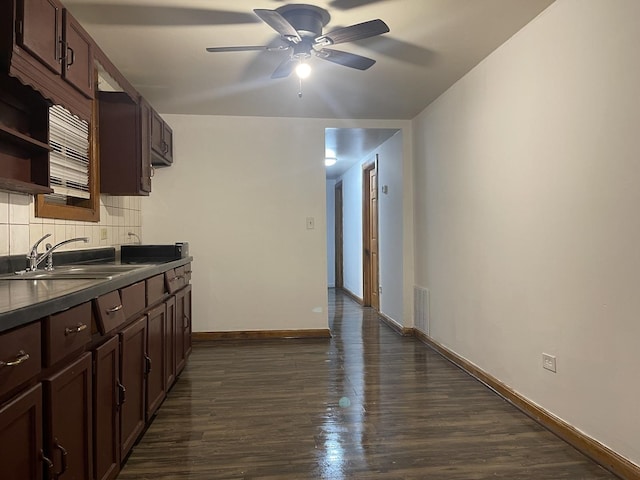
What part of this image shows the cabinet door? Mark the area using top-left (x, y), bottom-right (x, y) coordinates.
top-left (139, 98), bottom-right (152, 194)
top-left (62, 10), bottom-right (94, 98)
top-left (0, 384), bottom-right (46, 480)
top-left (119, 316), bottom-right (147, 459)
top-left (18, 0), bottom-right (63, 74)
top-left (162, 122), bottom-right (173, 163)
top-left (43, 352), bottom-right (93, 480)
top-left (184, 285), bottom-right (193, 359)
top-left (146, 304), bottom-right (166, 420)
top-left (98, 91), bottom-right (151, 196)
top-left (175, 290), bottom-right (186, 375)
top-left (175, 285), bottom-right (192, 375)
top-left (93, 336), bottom-right (120, 480)
top-left (165, 297), bottom-right (176, 389)
top-left (150, 110), bottom-right (164, 157)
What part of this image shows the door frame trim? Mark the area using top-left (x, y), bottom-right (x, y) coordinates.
top-left (362, 157), bottom-right (378, 308)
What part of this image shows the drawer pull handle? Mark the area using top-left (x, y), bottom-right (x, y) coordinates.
top-left (41, 450), bottom-right (53, 472)
top-left (106, 304), bottom-right (123, 314)
top-left (117, 381), bottom-right (126, 407)
top-left (145, 354), bottom-right (152, 374)
top-left (0, 350), bottom-right (30, 367)
top-left (169, 277), bottom-right (179, 282)
top-left (54, 440), bottom-right (68, 477)
top-left (64, 323), bottom-right (87, 335)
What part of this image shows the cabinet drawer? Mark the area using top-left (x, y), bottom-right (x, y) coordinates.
top-left (120, 281), bottom-right (146, 320)
top-left (0, 322), bottom-right (41, 398)
top-left (95, 291), bottom-right (126, 335)
top-left (146, 274), bottom-right (165, 306)
top-left (175, 266), bottom-right (186, 290)
top-left (165, 268), bottom-right (179, 294)
top-left (184, 263), bottom-right (192, 283)
top-left (44, 302), bottom-right (91, 367)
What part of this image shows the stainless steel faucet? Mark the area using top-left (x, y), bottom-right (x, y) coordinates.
top-left (27, 233), bottom-right (51, 271)
top-left (26, 234), bottom-right (89, 272)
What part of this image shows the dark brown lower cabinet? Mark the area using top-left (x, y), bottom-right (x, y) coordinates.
top-left (0, 384), bottom-right (44, 480)
top-left (175, 285), bottom-right (192, 375)
top-left (43, 352), bottom-right (93, 480)
top-left (165, 297), bottom-right (176, 390)
top-left (119, 316), bottom-right (147, 460)
top-left (146, 304), bottom-right (166, 420)
top-left (93, 335), bottom-right (121, 480)
top-left (184, 285), bottom-right (193, 360)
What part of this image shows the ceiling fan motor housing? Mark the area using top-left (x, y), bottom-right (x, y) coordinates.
top-left (276, 4), bottom-right (331, 39)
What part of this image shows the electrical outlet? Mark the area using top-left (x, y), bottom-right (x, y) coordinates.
top-left (542, 353), bottom-right (557, 373)
top-left (100, 228), bottom-right (108, 241)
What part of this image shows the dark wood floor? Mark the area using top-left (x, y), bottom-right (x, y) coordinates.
top-left (117, 289), bottom-right (617, 479)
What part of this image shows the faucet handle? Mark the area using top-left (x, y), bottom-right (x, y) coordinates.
top-left (29, 233), bottom-right (52, 256)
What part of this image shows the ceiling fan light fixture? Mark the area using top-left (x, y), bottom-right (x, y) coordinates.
top-left (296, 62), bottom-right (312, 79)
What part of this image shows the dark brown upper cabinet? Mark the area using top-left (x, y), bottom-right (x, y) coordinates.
top-left (151, 109), bottom-right (173, 167)
top-left (0, 0), bottom-right (92, 124)
top-left (98, 91), bottom-right (152, 196)
top-left (16, 0), bottom-right (94, 99)
top-left (61, 10), bottom-right (94, 98)
top-left (18, 0), bottom-right (62, 74)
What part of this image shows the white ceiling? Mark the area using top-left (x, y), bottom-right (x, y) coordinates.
top-left (64, 0), bottom-right (554, 178)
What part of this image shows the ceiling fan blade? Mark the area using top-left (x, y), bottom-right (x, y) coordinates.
top-left (254, 9), bottom-right (301, 42)
top-left (317, 48), bottom-right (376, 70)
top-left (316, 19), bottom-right (389, 46)
top-left (206, 46), bottom-right (270, 53)
top-left (271, 57), bottom-right (296, 79)
top-left (329, 0), bottom-right (389, 10)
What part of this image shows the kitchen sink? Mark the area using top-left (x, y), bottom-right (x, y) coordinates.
top-left (0, 264), bottom-right (147, 280)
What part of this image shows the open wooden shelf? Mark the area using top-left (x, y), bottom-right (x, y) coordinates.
top-left (0, 124), bottom-right (51, 152)
top-left (0, 176), bottom-right (53, 195)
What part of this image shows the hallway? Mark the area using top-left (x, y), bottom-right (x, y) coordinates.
top-left (117, 289), bottom-right (616, 479)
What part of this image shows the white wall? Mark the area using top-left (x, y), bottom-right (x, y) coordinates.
top-left (143, 114), bottom-right (329, 332)
top-left (143, 116), bottom-right (413, 334)
top-left (326, 179), bottom-right (336, 288)
top-left (413, 0), bottom-right (640, 465)
top-left (340, 159), bottom-right (364, 299)
top-left (377, 132), bottom-right (404, 325)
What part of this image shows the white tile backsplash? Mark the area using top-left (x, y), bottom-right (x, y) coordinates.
top-left (0, 224), bottom-right (8, 255)
top-left (0, 193), bottom-right (143, 255)
top-left (9, 193), bottom-right (30, 224)
top-left (10, 224), bottom-right (30, 253)
top-left (0, 192), bottom-right (9, 224)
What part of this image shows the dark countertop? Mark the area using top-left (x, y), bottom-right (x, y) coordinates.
top-left (0, 257), bottom-right (192, 333)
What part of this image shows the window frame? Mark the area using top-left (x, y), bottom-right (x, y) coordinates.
top-left (35, 95), bottom-right (100, 222)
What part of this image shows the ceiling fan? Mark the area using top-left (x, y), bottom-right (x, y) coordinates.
top-left (205, 4), bottom-right (390, 80)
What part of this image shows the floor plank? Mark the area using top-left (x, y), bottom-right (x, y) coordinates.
top-left (117, 289), bottom-right (617, 479)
